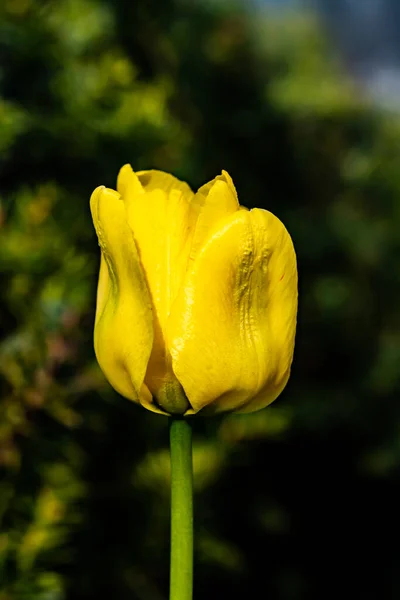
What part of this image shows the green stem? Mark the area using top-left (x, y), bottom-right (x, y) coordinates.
top-left (169, 417), bottom-right (193, 600)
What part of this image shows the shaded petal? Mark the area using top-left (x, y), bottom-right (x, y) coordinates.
top-left (90, 186), bottom-right (163, 413)
top-left (168, 208), bottom-right (297, 415)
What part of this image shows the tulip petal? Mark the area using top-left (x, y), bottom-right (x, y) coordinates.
top-left (90, 186), bottom-right (165, 414)
top-left (195, 170), bottom-right (238, 203)
top-left (122, 169), bottom-right (194, 413)
top-left (188, 170), bottom-right (240, 260)
top-left (136, 168), bottom-right (193, 196)
top-left (117, 164), bottom-right (144, 198)
top-left (169, 208), bottom-right (297, 415)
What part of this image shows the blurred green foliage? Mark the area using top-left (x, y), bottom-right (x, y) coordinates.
top-left (1, 0), bottom-right (400, 598)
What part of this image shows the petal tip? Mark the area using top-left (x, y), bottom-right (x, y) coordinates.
top-left (220, 169), bottom-right (238, 198)
top-left (90, 186), bottom-right (105, 221)
top-left (117, 164), bottom-right (144, 197)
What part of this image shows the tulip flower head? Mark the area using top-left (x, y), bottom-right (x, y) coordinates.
top-left (90, 166), bottom-right (297, 416)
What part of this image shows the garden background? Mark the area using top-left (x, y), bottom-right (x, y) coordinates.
top-left (1, 0), bottom-right (400, 598)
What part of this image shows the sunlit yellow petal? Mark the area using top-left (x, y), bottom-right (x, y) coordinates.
top-left (90, 186), bottom-right (163, 412)
top-left (233, 210), bottom-right (298, 414)
top-left (117, 163), bottom-right (144, 197)
top-left (195, 170), bottom-right (238, 203)
top-left (188, 170), bottom-right (240, 260)
top-left (169, 208), bottom-right (297, 415)
top-left (136, 169), bottom-right (193, 197)
top-left (122, 170), bottom-right (194, 414)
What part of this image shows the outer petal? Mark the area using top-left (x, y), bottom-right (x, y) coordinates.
top-left (90, 186), bottom-right (164, 414)
top-left (168, 208), bottom-right (298, 415)
top-left (121, 168), bottom-right (195, 413)
top-left (123, 168), bottom-right (195, 315)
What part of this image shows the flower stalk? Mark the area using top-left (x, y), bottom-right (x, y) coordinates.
top-left (169, 417), bottom-right (193, 600)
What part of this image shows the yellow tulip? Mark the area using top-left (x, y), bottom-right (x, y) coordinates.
top-left (90, 166), bottom-right (297, 416)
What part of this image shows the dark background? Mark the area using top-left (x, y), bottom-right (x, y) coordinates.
top-left (1, 0), bottom-right (400, 598)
